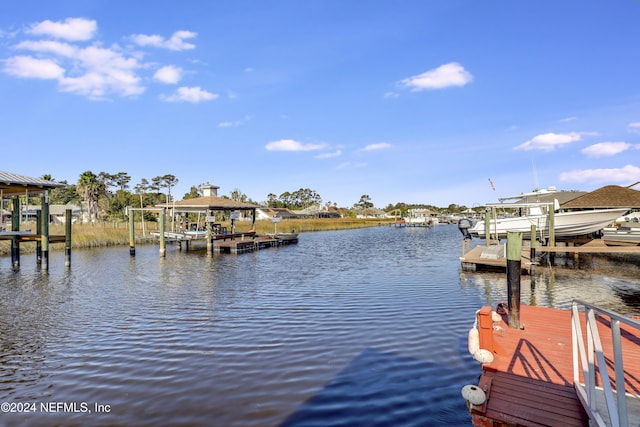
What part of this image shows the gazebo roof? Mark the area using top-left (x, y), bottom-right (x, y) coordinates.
top-left (0, 171), bottom-right (66, 195)
top-left (156, 196), bottom-right (259, 212)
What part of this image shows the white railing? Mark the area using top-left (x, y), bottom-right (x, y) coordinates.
top-left (571, 299), bottom-right (640, 427)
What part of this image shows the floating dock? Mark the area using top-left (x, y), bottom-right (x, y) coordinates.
top-left (466, 304), bottom-right (640, 427)
top-left (149, 231), bottom-right (298, 255)
top-left (460, 238), bottom-right (640, 273)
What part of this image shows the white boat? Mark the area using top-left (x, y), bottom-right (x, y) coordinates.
top-left (602, 226), bottom-right (640, 246)
top-left (468, 188), bottom-right (629, 240)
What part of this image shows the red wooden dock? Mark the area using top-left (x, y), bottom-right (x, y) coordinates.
top-left (467, 304), bottom-right (640, 427)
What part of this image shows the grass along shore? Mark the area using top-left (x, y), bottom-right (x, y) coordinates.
top-left (0, 217), bottom-right (396, 256)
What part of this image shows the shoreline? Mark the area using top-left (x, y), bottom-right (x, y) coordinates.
top-left (0, 218), bottom-right (397, 256)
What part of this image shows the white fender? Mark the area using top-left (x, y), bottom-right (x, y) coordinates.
top-left (468, 327), bottom-right (479, 355)
top-left (461, 384), bottom-right (486, 406)
top-left (473, 349), bottom-right (494, 364)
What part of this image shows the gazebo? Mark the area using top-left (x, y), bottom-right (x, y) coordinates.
top-left (0, 171), bottom-right (68, 269)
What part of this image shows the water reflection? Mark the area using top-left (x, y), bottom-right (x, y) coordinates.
top-left (460, 253), bottom-right (640, 315)
top-left (0, 226), bottom-right (638, 426)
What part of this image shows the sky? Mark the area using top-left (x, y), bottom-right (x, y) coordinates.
top-left (1, 1), bottom-right (640, 209)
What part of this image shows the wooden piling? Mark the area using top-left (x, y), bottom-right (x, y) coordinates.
top-left (65, 209), bottom-right (72, 267)
top-left (11, 196), bottom-right (20, 269)
top-left (530, 224), bottom-right (536, 275)
top-left (41, 193), bottom-right (49, 270)
top-left (36, 210), bottom-right (42, 265)
top-left (129, 209), bottom-right (135, 257)
top-left (484, 209), bottom-right (491, 246)
top-left (506, 231), bottom-right (522, 329)
top-left (159, 208), bottom-right (166, 257)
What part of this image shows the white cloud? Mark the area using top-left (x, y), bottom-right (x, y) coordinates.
top-left (400, 62), bottom-right (472, 91)
top-left (217, 115), bottom-right (252, 128)
top-left (514, 131), bottom-right (595, 151)
top-left (9, 35), bottom-right (144, 98)
top-left (560, 164), bottom-right (640, 184)
top-left (361, 142), bottom-right (392, 152)
top-left (384, 91), bottom-right (399, 99)
top-left (581, 142), bottom-right (631, 158)
top-left (629, 122), bottom-right (640, 133)
top-left (154, 65), bottom-right (182, 84)
top-left (315, 150), bottom-right (342, 159)
top-left (265, 139), bottom-right (328, 152)
top-left (3, 55), bottom-right (64, 79)
top-left (558, 116), bottom-right (577, 123)
top-left (27, 17), bottom-right (97, 41)
top-left (162, 86), bottom-right (217, 103)
top-left (15, 40), bottom-right (77, 57)
top-left (130, 30), bottom-right (196, 51)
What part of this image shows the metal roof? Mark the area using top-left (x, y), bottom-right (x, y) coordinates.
top-left (0, 171), bottom-right (66, 195)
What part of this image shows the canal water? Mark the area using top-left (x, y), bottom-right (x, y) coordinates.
top-left (1, 225), bottom-right (639, 426)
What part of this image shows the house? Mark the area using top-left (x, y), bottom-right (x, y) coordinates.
top-left (256, 207), bottom-right (299, 220)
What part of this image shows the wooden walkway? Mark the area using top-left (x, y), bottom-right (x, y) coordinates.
top-left (468, 305), bottom-right (640, 426)
top-left (0, 231), bottom-right (66, 243)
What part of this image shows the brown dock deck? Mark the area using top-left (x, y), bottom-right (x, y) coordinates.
top-left (468, 304), bottom-right (640, 427)
top-left (461, 238), bottom-right (640, 272)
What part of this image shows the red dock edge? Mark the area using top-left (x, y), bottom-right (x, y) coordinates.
top-left (466, 304), bottom-right (640, 427)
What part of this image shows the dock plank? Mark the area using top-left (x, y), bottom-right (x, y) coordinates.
top-left (469, 305), bottom-right (640, 427)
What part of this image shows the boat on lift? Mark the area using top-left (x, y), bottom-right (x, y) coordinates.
top-left (468, 187), bottom-right (629, 240)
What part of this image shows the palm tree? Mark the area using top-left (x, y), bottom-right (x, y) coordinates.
top-left (77, 171), bottom-right (104, 223)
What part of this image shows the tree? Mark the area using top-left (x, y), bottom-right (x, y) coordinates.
top-left (183, 185), bottom-right (202, 200)
top-left (355, 194), bottom-right (374, 209)
top-left (230, 188), bottom-right (248, 203)
top-left (77, 171), bottom-right (105, 223)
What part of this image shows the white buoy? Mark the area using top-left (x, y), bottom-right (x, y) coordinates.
top-left (461, 384), bottom-right (486, 406)
top-left (468, 327), bottom-right (479, 355)
top-left (473, 348), bottom-right (494, 364)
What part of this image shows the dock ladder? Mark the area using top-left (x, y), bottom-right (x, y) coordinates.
top-left (571, 299), bottom-right (640, 427)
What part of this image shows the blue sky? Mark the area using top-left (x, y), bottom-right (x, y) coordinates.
top-left (1, 1), bottom-right (639, 209)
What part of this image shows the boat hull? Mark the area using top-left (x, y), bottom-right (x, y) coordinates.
top-left (469, 208), bottom-right (629, 240)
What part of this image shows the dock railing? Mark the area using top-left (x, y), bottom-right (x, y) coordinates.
top-left (571, 299), bottom-right (640, 427)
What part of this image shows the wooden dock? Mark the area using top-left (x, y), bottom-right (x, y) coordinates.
top-left (150, 231), bottom-right (298, 254)
top-left (214, 235), bottom-right (298, 253)
top-left (460, 238), bottom-right (640, 273)
top-left (0, 231), bottom-right (66, 243)
top-left (467, 304), bottom-right (640, 427)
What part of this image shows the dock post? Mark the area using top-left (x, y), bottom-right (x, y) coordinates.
top-left (36, 210), bottom-right (43, 265)
top-left (206, 226), bottom-right (213, 255)
top-left (506, 231), bottom-right (522, 329)
top-left (484, 209), bottom-right (491, 246)
top-left (65, 209), bottom-right (72, 267)
top-left (41, 192), bottom-right (49, 271)
top-left (549, 208), bottom-right (555, 247)
top-left (478, 306), bottom-right (495, 353)
top-left (128, 208), bottom-right (135, 257)
top-left (11, 196), bottom-right (20, 269)
top-left (159, 208), bottom-right (166, 257)
top-left (530, 224), bottom-right (536, 275)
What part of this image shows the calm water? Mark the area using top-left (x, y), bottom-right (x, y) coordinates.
top-left (1, 225), bottom-right (639, 426)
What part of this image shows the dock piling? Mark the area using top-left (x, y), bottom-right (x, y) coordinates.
top-left (159, 209), bottom-right (166, 257)
top-left (506, 231), bottom-right (522, 329)
top-left (11, 197), bottom-right (20, 269)
top-left (65, 209), bottom-right (72, 267)
top-left (129, 208), bottom-right (135, 257)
